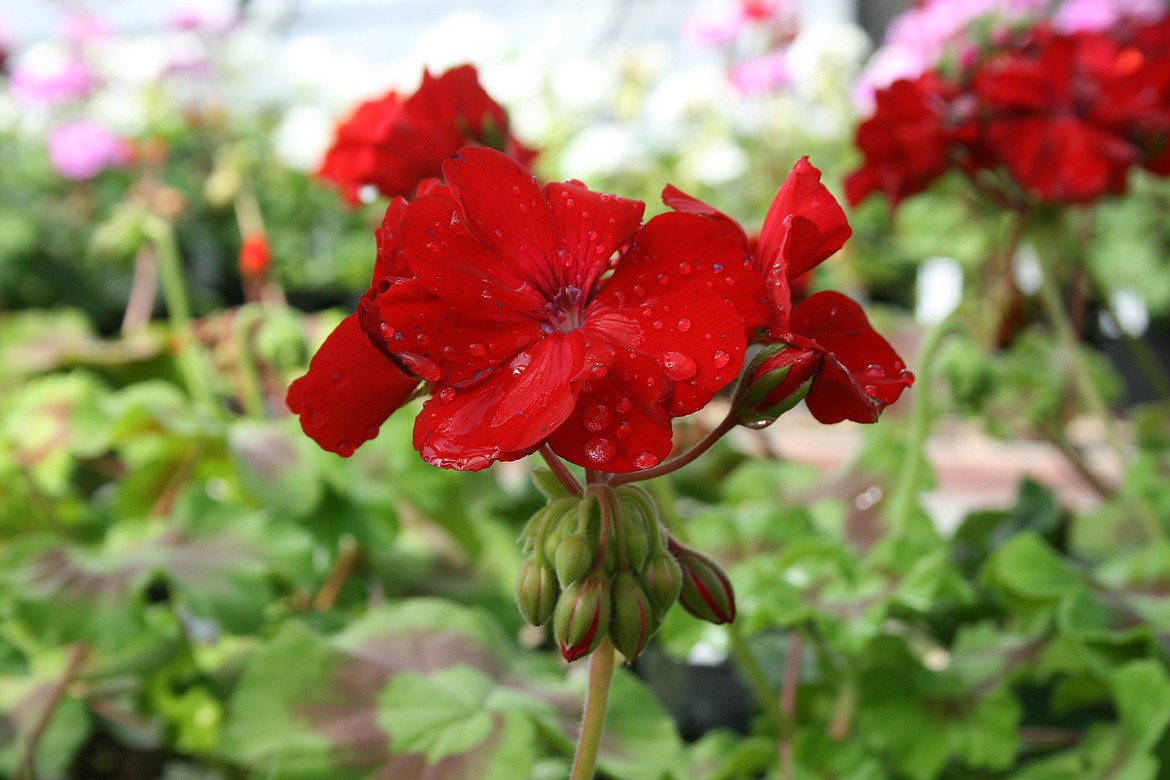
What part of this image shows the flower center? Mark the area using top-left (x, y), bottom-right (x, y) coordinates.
top-left (544, 285), bottom-right (585, 333)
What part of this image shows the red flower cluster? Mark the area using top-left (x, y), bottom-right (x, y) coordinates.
top-left (289, 147), bottom-right (910, 474)
top-left (848, 15), bottom-right (1170, 208)
top-left (317, 65), bottom-right (537, 204)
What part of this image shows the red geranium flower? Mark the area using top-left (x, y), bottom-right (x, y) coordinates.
top-left (289, 147), bottom-right (750, 472)
top-left (665, 157), bottom-right (913, 424)
top-left (845, 73), bottom-right (971, 208)
top-left (317, 65), bottom-right (537, 204)
top-left (972, 28), bottom-right (1140, 203)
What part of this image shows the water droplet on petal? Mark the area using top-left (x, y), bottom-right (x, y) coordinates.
top-left (898, 368), bottom-right (916, 384)
top-left (590, 363), bottom-right (608, 379)
top-left (657, 351), bottom-right (698, 381)
top-left (558, 248), bottom-right (573, 265)
top-left (633, 452), bottom-right (660, 470)
top-left (615, 421), bottom-right (633, 438)
top-left (469, 343), bottom-right (486, 357)
top-left (330, 372), bottom-right (344, 387)
top-left (439, 387), bottom-right (456, 404)
top-left (678, 261), bottom-right (693, 275)
top-left (651, 320), bottom-right (664, 330)
top-left (863, 364), bottom-right (886, 379)
top-left (656, 272), bottom-right (669, 284)
top-left (584, 404), bottom-right (613, 432)
top-left (712, 350), bottom-right (731, 369)
top-left (481, 289), bottom-right (492, 300)
top-left (586, 229), bottom-right (598, 240)
top-left (713, 262), bottom-right (724, 273)
top-left (863, 384), bottom-right (878, 396)
top-left (364, 424), bottom-right (378, 438)
top-left (426, 242), bottom-right (440, 253)
top-left (676, 318), bottom-right (692, 333)
top-left (443, 345), bottom-right (457, 359)
top-left (336, 439), bottom-right (354, 457)
top-left (585, 437), bottom-right (616, 464)
top-left (641, 307), bottom-right (653, 318)
top-left (416, 333), bottom-right (429, 345)
top-left (616, 397), bottom-right (633, 413)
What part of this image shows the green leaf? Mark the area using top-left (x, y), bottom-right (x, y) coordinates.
top-left (1110, 659), bottom-right (1170, 752)
top-left (982, 532), bottom-right (1081, 601)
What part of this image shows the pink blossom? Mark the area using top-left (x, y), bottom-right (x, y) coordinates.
top-left (48, 121), bottom-right (131, 180)
top-left (1052, 0), bottom-right (1168, 32)
top-left (11, 51), bottom-right (93, 105)
top-left (730, 49), bottom-right (791, 94)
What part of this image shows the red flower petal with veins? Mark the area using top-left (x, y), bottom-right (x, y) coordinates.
top-left (285, 315), bottom-right (419, 456)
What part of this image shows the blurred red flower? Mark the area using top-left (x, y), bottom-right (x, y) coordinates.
top-left (317, 65), bottom-right (537, 204)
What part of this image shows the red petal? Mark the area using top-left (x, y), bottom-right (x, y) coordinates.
top-left (372, 196), bottom-right (412, 281)
top-left (787, 291), bottom-right (913, 424)
top-left (412, 332), bottom-right (586, 469)
top-left (660, 184), bottom-right (750, 243)
top-left (369, 277), bottom-right (542, 388)
top-left (442, 147), bottom-right (561, 298)
top-left (595, 215), bottom-right (751, 415)
top-left (285, 314), bottom-right (419, 456)
top-left (545, 180), bottom-right (644, 293)
top-left (757, 157), bottom-right (852, 282)
top-left (400, 190), bottom-right (547, 311)
top-left (545, 382), bottom-right (674, 473)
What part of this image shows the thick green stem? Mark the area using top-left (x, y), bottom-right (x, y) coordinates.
top-left (886, 318), bottom-right (965, 535)
top-left (1033, 238), bottom-right (1163, 542)
top-left (569, 636), bottom-right (617, 780)
top-left (144, 216), bottom-right (217, 414)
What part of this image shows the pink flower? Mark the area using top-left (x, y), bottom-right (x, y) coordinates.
top-left (11, 52), bottom-right (93, 105)
top-left (1053, 0), bottom-right (1168, 32)
top-left (730, 50), bottom-right (792, 95)
top-left (48, 122), bottom-right (131, 180)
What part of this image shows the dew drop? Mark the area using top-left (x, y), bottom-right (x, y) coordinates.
top-left (633, 452), bottom-right (660, 470)
top-left (676, 318), bottom-right (692, 333)
top-left (416, 333), bottom-right (429, 345)
top-left (594, 244), bottom-right (607, 255)
top-left (616, 396), bottom-right (633, 413)
top-left (330, 372), bottom-right (345, 387)
top-left (863, 384), bottom-right (878, 397)
top-left (481, 289), bottom-right (492, 300)
top-left (641, 307), bottom-right (653, 318)
top-left (469, 343), bottom-right (487, 357)
top-left (656, 272), bottom-right (669, 285)
top-left (511, 185), bottom-right (522, 194)
top-left (713, 262), bottom-right (724, 273)
top-left (364, 424), bottom-right (378, 438)
top-left (657, 351), bottom-right (698, 381)
top-left (633, 284), bottom-right (646, 297)
top-left (712, 350), bottom-right (731, 369)
top-left (584, 404), bottom-right (613, 432)
top-left (443, 345), bottom-right (457, 358)
top-left (565, 197), bottom-right (575, 207)
top-left (558, 248), bottom-right (573, 265)
top-left (652, 320), bottom-right (664, 330)
top-left (426, 242), bottom-right (440, 252)
top-left (590, 363), bottom-right (608, 379)
top-left (585, 437), bottom-right (616, 464)
top-left (863, 363), bottom-right (886, 379)
top-left (336, 439), bottom-right (355, 457)
top-left (678, 261), bottom-right (693, 275)
top-left (439, 387), bottom-right (456, 404)
top-left (586, 229), bottom-right (598, 240)
top-left (615, 421), bottom-right (633, 438)
top-left (898, 368), bottom-right (916, 384)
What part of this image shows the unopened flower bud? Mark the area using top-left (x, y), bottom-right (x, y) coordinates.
top-left (609, 573), bottom-right (655, 662)
top-left (514, 557), bottom-right (558, 627)
top-left (554, 533), bottom-right (594, 586)
top-left (732, 343), bottom-right (819, 429)
top-left (239, 233), bottom-right (271, 277)
top-left (554, 574), bottom-right (611, 662)
top-left (639, 547), bottom-right (683, 613)
top-left (672, 541), bottom-right (736, 624)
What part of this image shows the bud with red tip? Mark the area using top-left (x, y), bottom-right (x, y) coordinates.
top-left (671, 540), bottom-right (736, 625)
top-left (239, 233), bottom-right (271, 277)
top-left (514, 556), bottom-right (559, 627)
top-left (609, 573), bottom-right (655, 662)
top-left (554, 574), bottom-right (612, 661)
top-left (731, 342), bottom-right (819, 429)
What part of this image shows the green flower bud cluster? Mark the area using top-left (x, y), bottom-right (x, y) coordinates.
top-left (513, 484), bottom-right (690, 663)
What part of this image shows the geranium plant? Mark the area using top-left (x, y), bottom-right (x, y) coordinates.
top-left (289, 98), bottom-right (911, 773)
